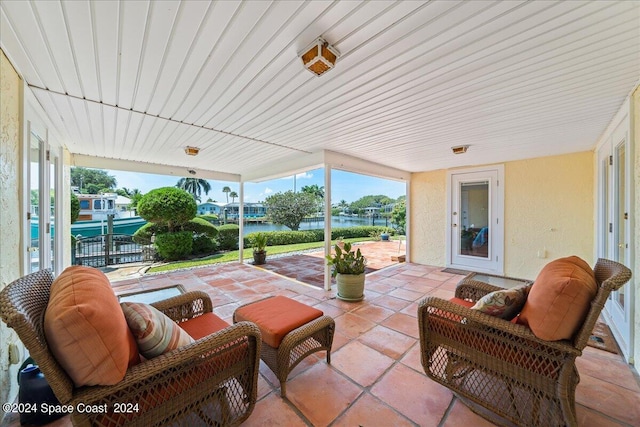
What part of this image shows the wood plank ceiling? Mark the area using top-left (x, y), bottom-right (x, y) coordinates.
top-left (1, 0), bottom-right (638, 179)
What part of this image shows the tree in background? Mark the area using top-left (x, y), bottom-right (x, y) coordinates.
top-left (349, 194), bottom-right (393, 215)
top-left (176, 178), bottom-right (211, 202)
top-left (136, 187), bottom-right (199, 260)
top-left (264, 190), bottom-right (317, 231)
top-left (229, 191), bottom-right (238, 203)
top-left (301, 184), bottom-right (324, 199)
top-left (70, 167), bottom-right (116, 194)
top-left (138, 187), bottom-right (197, 232)
top-left (301, 184), bottom-right (324, 214)
top-left (391, 199), bottom-right (406, 234)
top-left (70, 193), bottom-right (80, 223)
top-left (222, 186), bottom-right (231, 203)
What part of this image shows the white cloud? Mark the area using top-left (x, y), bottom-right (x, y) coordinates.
top-left (296, 172), bottom-right (313, 179)
top-left (264, 187), bottom-right (273, 194)
top-left (280, 172), bottom-right (313, 180)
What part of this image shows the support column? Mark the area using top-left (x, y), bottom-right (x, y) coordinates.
top-left (324, 166), bottom-right (332, 291)
top-left (239, 182), bottom-right (244, 263)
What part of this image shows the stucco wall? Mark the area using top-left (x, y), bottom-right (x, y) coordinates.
top-left (409, 152), bottom-right (594, 279)
top-left (0, 49), bottom-right (24, 408)
top-left (504, 152), bottom-right (594, 278)
top-left (409, 169), bottom-right (447, 266)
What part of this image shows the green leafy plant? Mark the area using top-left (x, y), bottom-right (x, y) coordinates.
top-left (251, 232), bottom-right (268, 252)
top-left (325, 242), bottom-right (367, 277)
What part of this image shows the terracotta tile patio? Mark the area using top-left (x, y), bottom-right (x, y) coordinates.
top-left (5, 256), bottom-right (640, 427)
top-left (258, 240), bottom-right (406, 288)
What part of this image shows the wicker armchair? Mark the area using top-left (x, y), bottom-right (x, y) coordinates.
top-left (0, 269), bottom-right (261, 426)
top-left (418, 258), bottom-right (632, 427)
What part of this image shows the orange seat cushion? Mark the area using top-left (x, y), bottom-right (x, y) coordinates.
top-left (44, 266), bottom-right (140, 387)
top-left (518, 256), bottom-right (597, 341)
top-left (234, 296), bottom-right (323, 348)
top-left (180, 312), bottom-right (230, 339)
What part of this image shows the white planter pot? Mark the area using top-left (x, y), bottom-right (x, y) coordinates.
top-left (336, 273), bottom-right (365, 302)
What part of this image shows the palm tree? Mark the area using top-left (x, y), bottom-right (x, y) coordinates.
top-left (222, 186), bottom-right (231, 203)
top-left (301, 184), bottom-right (324, 199)
top-left (176, 178), bottom-right (211, 202)
top-left (229, 191), bottom-right (238, 203)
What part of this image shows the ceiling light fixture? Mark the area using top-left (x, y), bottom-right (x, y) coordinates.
top-left (188, 169), bottom-right (196, 175)
top-left (184, 146), bottom-right (200, 156)
top-left (452, 145), bottom-right (470, 154)
top-left (300, 37), bottom-right (340, 77)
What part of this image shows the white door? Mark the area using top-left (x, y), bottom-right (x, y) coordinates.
top-left (26, 124), bottom-right (62, 274)
top-left (448, 166), bottom-right (504, 274)
top-left (599, 124), bottom-right (633, 358)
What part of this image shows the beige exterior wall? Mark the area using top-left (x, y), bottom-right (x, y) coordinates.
top-left (410, 152), bottom-right (594, 279)
top-left (409, 169), bottom-right (447, 267)
top-left (0, 49), bottom-right (24, 407)
top-left (504, 152), bottom-right (594, 278)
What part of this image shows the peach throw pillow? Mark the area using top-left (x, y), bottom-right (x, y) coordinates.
top-left (44, 266), bottom-right (139, 387)
top-left (518, 256), bottom-right (597, 341)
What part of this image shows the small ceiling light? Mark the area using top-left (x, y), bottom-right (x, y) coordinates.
top-left (452, 145), bottom-right (470, 154)
top-left (185, 146), bottom-right (200, 156)
top-left (188, 169), bottom-right (196, 175)
top-left (299, 37), bottom-right (340, 77)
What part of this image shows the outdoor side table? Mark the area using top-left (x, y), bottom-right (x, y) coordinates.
top-left (233, 296), bottom-right (335, 398)
top-left (459, 272), bottom-right (533, 289)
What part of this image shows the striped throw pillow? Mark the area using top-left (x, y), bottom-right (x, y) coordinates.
top-left (121, 302), bottom-right (194, 359)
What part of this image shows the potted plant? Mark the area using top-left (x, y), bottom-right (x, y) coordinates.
top-left (460, 228), bottom-right (475, 251)
top-left (251, 232), bottom-right (268, 265)
top-left (380, 228), bottom-right (391, 241)
top-left (326, 242), bottom-right (367, 301)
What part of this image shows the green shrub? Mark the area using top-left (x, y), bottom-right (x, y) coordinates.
top-left (197, 214), bottom-right (219, 224)
top-left (154, 231), bottom-right (193, 260)
top-left (184, 217), bottom-right (218, 238)
top-left (192, 234), bottom-right (216, 255)
top-left (132, 222), bottom-right (165, 243)
top-left (330, 226), bottom-right (390, 239)
top-left (216, 224), bottom-right (239, 250)
top-left (137, 187), bottom-right (197, 232)
top-left (241, 226), bottom-right (391, 248)
top-left (243, 230), bottom-right (322, 248)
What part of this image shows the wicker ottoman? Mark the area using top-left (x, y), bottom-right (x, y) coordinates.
top-left (233, 296), bottom-right (335, 398)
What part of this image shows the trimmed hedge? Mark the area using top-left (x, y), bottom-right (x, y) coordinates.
top-left (183, 217), bottom-right (218, 238)
top-left (192, 234), bottom-right (216, 255)
top-left (197, 214), bottom-right (219, 224)
top-left (217, 224), bottom-right (240, 250)
top-left (155, 231), bottom-right (193, 260)
top-left (243, 226), bottom-right (391, 248)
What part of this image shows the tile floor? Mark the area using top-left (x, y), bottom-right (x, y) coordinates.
top-left (3, 257), bottom-right (640, 427)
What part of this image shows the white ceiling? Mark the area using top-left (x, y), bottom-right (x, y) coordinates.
top-left (1, 0), bottom-right (639, 181)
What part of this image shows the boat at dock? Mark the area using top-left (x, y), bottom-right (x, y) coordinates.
top-left (31, 193), bottom-right (147, 239)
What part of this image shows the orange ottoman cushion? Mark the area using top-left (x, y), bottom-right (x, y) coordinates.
top-left (44, 266), bottom-right (140, 387)
top-left (518, 256), bottom-right (597, 341)
top-left (235, 296), bottom-right (323, 348)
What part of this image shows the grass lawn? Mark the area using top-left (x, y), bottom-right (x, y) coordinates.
top-left (147, 237), bottom-right (381, 273)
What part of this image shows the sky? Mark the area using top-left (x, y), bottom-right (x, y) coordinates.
top-left (107, 167), bottom-right (406, 204)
